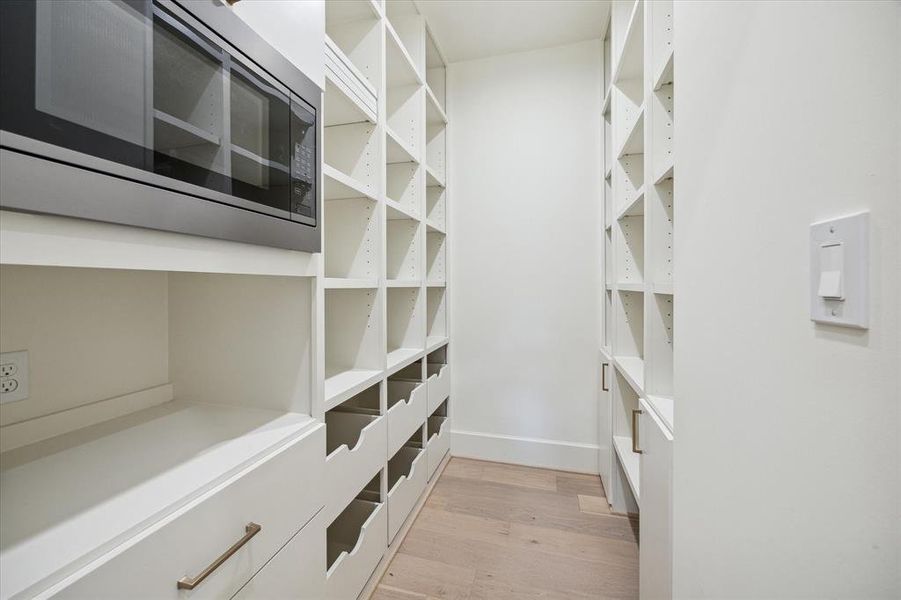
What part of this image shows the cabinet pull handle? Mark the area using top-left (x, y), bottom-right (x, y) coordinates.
top-left (632, 409), bottom-right (643, 454)
top-left (601, 363), bottom-right (609, 391)
top-left (177, 522), bottom-right (261, 590)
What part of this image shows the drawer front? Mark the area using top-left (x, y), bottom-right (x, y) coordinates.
top-left (387, 450), bottom-right (427, 542)
top-left (230, 510), bottom-right (325, 600)
top-left (325, 415), bottom-right (387, 525)
top-left (427, 364), bottom-right (449, 415)
top-left (387, 382), bottom-right (427, 457)
top-left (426, 418), bottom-right (450, 481)
top-left (53, 425), bottom-right (325, 600)
top-left (325, 503), bottom-right (387, 600)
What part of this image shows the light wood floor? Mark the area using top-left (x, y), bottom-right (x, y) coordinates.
top-left (371, 457), bottom-right (639, 600)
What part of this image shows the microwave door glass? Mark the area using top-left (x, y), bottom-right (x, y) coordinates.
top-left (229, 61), bottom-right (291, 213)
top-left (151, 5), bottom-right (229, 193)
top-left (4, 0), bottom-right (152, 170)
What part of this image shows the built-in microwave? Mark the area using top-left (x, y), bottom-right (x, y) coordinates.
top-left (0, 0), bottom-right (320, 252)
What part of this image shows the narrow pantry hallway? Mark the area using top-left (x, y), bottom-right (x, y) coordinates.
top-left (371, 458), bottom-right (639, 599)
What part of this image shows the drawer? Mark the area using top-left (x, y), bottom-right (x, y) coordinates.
top-left (52, 425), bottom-right (325, 600)
top-left (387, 446), bottom-right (427, 543)
top-left (325, 500), bottom-right (387, 600)
top-left (426, 415), bottom-right (450, 481)
top-left (325, 411), bottom-right (387, 524)
top-left (426, 363), bottom-right (449, 414)
top-left (230, 510), bottom-right (326, 600)
top-left (386, 381), bottom-right (427, 457)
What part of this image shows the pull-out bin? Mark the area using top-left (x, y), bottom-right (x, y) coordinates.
top-left (426, 362), bottom-right (449, 414)
top-left (325, 496), bottom-right (387, 600)
top-left (325, 409), bottom-right (387, 524)
top-left (386, 380), bottom-right (427, 457)
top-left (426, 413), bottom-right (450, 481)
top-left (387, 444), bottom-right (427, 542)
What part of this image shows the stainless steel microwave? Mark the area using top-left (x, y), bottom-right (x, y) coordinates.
top-left (0, 0), bottom-right (321, 253)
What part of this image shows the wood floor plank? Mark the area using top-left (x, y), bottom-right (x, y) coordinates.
top-left (430, 475), bottom-right (639, 543)
top-left (468, 572), bottom-right (610, 600)
top-left (399, 526), bottom-right (637, 598)
top-left (441, 457), bottom-right (485, 480)
top-left (479, 461), bottom-right (559, 491)
top-left (370, 458), bottom-right (639, 600)
top-left (370, 584), bottom-right (434, 600)
top-left (506, 521), bottom-right (638, 568)
top-left (379, 552), bottom-right (475, 600)
top-left (557, 471), bottom-right (606, 497)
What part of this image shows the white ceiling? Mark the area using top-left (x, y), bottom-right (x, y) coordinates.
top-left (415, 1), bottom-right (611, 64)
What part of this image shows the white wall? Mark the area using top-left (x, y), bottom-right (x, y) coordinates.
top-left (674, 2), bottom-right (900, 597)
top-left (228, 0), bottom-right (325, 89)
top-left (0, 266), bottom-right (169, 426)
top-left (447, 40), bottom-right (603, 472)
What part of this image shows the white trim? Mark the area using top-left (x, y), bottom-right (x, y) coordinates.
top-left (451, 429), bottom-right (599, 474)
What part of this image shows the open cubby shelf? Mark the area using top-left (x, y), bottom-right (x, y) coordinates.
top-left (425, 25), bottom-right (446, 110)
top-left (386, 217), bottom-right (420, 281)
top-left (426, 286), bottom-right (447, 341)
top-left (387, 286), bottom-right (423, 355)
top-left (325, 288), bottom-right (382, 405)
top-left (325, 121), bottom-right (379, 193)
top-left (426, 231), bottom-right (447, 283)
top-left (325, 198), bottom-right (378, 280)
top-left (426, 185), bottom-right (446, 231)
top-left (386, 162), bottom-right (421, 217)
top-left (615, 215), bottom-right (644, 284)
top-left (325, 1), bottom-right (381, 93)
top-left (387, 83), bottom-right (422, 159)
top-left (426, 123), bottom-right (446, 182)
top-left (651, 84), bottom-right (674, 179)
top-left (325, 75), bottom-right (375, 129)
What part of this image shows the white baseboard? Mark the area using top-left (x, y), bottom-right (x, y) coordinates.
top-left (451, 429), bottom-right (599, 474)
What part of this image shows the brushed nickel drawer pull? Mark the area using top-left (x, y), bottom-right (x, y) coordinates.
top-left (601, 363), bottom-right (609, 391)
top-left (632, 409), bottom-right (643, 454)
top-left (177, 522), bottom-right (261, 590)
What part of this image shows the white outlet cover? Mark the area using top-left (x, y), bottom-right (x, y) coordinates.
top-left (810, 212), bottom-right (868, 329)
top-left (0, 350), bottom-right (29, 404)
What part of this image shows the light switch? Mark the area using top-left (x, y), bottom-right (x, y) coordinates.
top-left (817, 243), bottom-right (843, 299)
top-left (810, 212), bottom-right (868, 328)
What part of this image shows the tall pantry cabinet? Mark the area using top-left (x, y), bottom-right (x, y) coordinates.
top-left (600, 1), bottom-right (675, 598)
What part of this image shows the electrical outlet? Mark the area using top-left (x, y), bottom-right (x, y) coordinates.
top-left (0, 350), bottom-right (29, 404)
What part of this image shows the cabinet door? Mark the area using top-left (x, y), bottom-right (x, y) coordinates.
top-left (598, 355), bottom-right (613, 493)
top-left (639, 400), bottom-right (673, 600)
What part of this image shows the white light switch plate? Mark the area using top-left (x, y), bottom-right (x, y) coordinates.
top-left (810, 212), bottom-right (868, 329)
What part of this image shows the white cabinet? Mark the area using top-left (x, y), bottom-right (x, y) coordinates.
top-left (638, 399), bottom-right (673, 600)
top-left (598, 352), bottom-right (613, 497)
top-left (231, 511), bottom-right (326, 600)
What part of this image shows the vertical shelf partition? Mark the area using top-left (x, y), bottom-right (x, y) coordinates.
top-left (603, 0), bottom-right (677, 514)
top-left (318, 2), bottom-right (451, 597)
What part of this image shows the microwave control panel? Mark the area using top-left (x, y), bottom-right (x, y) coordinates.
top-left (290, 102), bottom-right (316, 223)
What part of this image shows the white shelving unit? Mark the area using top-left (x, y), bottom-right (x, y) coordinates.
top-left (603, 0), bottom-right (676, 506)
top-left (319, 2), bottom-right (451, 598)
top-left (603, 1), bottom-right (676, 597)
